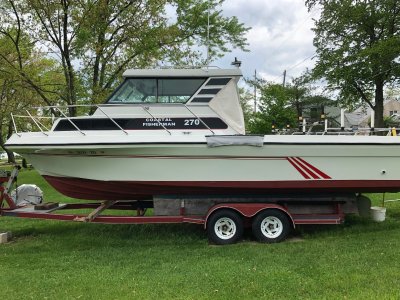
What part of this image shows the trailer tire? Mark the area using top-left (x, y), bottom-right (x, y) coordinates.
top-left (252, 209), bottom-right (291, 243)
top-left (207, 209), bottom-right (243, 245)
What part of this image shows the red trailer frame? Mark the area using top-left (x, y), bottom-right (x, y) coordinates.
top-left (1, 167), bottom-right (345, 244)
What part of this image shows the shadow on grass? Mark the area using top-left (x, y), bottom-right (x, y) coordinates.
top-left (8, 219), bottom-right (308, 248)
top-left (10, 220), bottom-right (207, 249)
top-left (295, 213), bottom-right (400, 241)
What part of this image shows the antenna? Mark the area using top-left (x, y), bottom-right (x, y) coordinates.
top-left (254, 69), bottom-right (257, 112)
top-left (231, 57), bottom-right (242, 68)
top-left (206, 1), bottom-right (210, 67)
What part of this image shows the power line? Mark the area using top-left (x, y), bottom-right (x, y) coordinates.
top-left (270, 52), bottom-right (316, 83)
top-left (271, 8), bottom-right (319, 55)
top-left (263, 7), bottom-right (319, 84)
top-left (286, 52), bottom-right (316, 72)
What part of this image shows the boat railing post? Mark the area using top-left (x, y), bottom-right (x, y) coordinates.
top-left (183, 104), bottom-right (215, 135)
top-left (340, 109), bottom-right (345, 131)
top-left (370, 110), bottom-right (375, 135)
top-left (10, 113), bottom-right (21, 137)
top-left (140, 105), bottom-right (171, 135)
top-left (96, 105), bottom-right (128, 135)
top-left (27, 110), bottom-right (51, 131)
top-left (25, 110), bottom-right (48, 136)
top-left (55, 106), bottom-right (86, 136)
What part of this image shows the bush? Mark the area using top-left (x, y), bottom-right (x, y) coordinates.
top-left (22, 158), bottom-right (28, 169)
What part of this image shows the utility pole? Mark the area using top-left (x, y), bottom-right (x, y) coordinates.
top-left (282, 70), bottom-right (286, 87)
top-left (254, 69), bottom-right (257, 112)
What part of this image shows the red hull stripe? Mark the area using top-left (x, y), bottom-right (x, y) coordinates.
top-left (291, 157), bottom-right (320, 179)
top-left (32, 153), bottom-right (288, 160)
top-left (296, 157), bottom-right (331, 179)
top-left (43, 175), bottom-right (400, 200)
top-left (286, 157), bottom-right (311, 179)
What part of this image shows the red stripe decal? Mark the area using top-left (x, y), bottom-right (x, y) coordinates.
top-left (291, 157), bottom-right (320, 179)
top-left (32, 153), bottom-right (288, 160)
top-left (287, 157), bottom-right (311, 179)
top-left (296, 157), bottom-right (331, 179)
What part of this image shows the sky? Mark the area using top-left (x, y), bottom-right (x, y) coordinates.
top-left (215, 0), bottom-right (318, 84)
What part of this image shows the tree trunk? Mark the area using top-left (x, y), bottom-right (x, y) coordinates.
top-left (0, 123), bottom-right (4, 155)
top-left (62, 0), bottom-right (77, 117)
top-left (374, 80), bottom-right (385, 129)
top-left (294, 101), bottom-right (302, 118)
top-left (1, 120), bottom-right (16, 163)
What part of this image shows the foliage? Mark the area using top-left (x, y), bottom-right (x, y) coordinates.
top-left (249, 83), bottom-right (298, 134)
top-left (238, 87), bottom-right (255, 128)
top-left (306, 0), bottom-right (400, 128)
top-left (0, 0), bottom-right (250, 113)
top-left (245, 74), bottom-right (333, 134)
top-left (384, 114), bottom-right (400, 128)
top-left (0, 32), bottom-right (60, 161)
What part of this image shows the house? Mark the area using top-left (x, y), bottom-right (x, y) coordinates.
top-left (323, 99), bottom-right (400, 129)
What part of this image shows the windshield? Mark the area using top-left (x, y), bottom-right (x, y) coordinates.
top-left (108, 78), bottom-right (205, 103)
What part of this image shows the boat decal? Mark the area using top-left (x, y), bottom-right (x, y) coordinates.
top-left (286, 157), bottom-right (311, 179)
top-left (53, 117), bottom-right (228, 131)
top-left (197, 88), bottom-right (221, 95)
top-left (295, 157), bottom-right (331, 179)
top-left (205, 78), bottom-right (232, 86)
top-left (291, 157), bottom-right (320, 179)
top-left (190, 97), bottom-right (213, 103)
top-left (287, 157), bottom-right (331, 180)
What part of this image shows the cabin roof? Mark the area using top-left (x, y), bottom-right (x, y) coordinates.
top-left (122, 68), bottom-right (242, 78)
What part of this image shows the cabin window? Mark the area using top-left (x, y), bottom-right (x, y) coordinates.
top-left (108, 79), bottom-right (157, 103)
top-left (108, 78), bottom-right (205, 103)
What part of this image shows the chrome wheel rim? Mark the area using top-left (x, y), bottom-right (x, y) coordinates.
top-left (214, 217), bottom-right (237, 240)
top-left (260, 216), bottom-right (283, 238)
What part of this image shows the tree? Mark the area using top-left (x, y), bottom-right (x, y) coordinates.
top-left (306, 0), bottom-right (400, 128)
top-left (1, 0), bottom-right (250, 115)
top-left (238, 87), bottom-right (255, 129)
top-left (0, 30), bottom-right (61, 162)
top-left (247, 83), bottom-right (298, 134)
top-left (245, 72), bottom-right (334, 134)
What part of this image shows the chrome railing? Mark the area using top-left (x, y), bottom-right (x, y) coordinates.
top-left (291, 128), bottom-right (397, 136)
top-left (11, 103), bottom-right (216, 136)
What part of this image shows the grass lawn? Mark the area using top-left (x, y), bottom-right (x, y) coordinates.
top-left (1, 168), bottom-right (400, 299)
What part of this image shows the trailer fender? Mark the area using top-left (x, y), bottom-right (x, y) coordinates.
top-left (204, 203), bottom-right (295, 229)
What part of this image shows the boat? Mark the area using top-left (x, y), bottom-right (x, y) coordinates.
top-left (5, 68), bottom-right (400, 200)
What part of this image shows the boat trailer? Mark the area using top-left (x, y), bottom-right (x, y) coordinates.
top-left (1, 167), bottom-right (348, 244)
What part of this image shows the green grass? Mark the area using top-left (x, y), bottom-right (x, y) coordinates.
top-left (1, 169), bottom-right (400, 299)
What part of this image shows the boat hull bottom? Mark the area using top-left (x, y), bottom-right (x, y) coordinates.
top-left (42, 175), bottom-right (400, 200)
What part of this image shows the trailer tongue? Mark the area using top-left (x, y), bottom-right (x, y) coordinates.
top-left (1, 166), bottom-right (362, 244)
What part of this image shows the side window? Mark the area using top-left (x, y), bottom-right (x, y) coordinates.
top-left (107, 78), bottom-right (204, 103)
top-left (157, 79), bottom-right (205, 103)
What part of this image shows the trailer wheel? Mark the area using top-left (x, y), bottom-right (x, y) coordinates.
top-left (252, 209), bottom-right (291, 243)
top-left (207, 209), bottom-right (243, 245)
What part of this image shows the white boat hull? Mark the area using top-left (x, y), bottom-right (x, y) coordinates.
top-left (7, 134), bottom-right (400, 199)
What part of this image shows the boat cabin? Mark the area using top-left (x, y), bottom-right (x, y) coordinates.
top-left (52, 69), bottom-right (245, 135)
